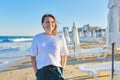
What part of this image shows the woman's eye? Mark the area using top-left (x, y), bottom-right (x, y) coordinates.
top-left (45, 21), bottom-right (50, 23)
top-left (45, 21), bottom-right (54, 24)
top-left (51, 21), bottom-right (55, 23)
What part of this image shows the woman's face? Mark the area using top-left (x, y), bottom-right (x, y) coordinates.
top-left (42, 16), bottom-right (55, 34)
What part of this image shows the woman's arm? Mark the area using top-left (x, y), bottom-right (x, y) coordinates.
top-left (61, 55), bottom-right (67, 69)
top-left (30, 56), bottom-right (37, 74)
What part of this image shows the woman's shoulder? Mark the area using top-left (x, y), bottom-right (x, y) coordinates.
top-left (57, 33), bottom-right (64, 39)
top-left (33, 33), bottom-right (44, 39)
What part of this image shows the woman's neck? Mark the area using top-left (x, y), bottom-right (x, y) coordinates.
top-left (44, 32), bottom-right (57, 35)
top-left (44, 32), bottom-right (53, 35)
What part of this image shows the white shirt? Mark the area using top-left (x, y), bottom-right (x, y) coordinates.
top-left (30, 33), bottom-right (69, 69)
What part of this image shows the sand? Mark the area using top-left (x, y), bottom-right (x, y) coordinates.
top-left (0, 44), bottom-right (120, 80)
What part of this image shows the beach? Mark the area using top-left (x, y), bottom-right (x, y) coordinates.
top-left (0, 36), bottom-right (120, 80)
top-left (0, 52), bottom-right (120, 80)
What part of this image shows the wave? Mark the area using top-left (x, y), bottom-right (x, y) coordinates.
top-left (13, 38), bottom-right (33, 42)
top-left (0, 57), bottom-right (26, 72)
top-left (0, 36), bottom-right (33, 43)
top-left (0, 61), bottom-right (8, 65)
top-left (0, 38), bottom-right (33, 43)
top-left (0, 47), bottom-right (19, 53)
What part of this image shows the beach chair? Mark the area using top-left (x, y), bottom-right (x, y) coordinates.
top-left (78, 61), bottom-right (120, 80)
top-left (69, 47), bottom-right (110, 60)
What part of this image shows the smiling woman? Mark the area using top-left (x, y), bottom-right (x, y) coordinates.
top-left (29, 13), bottom-right (69, 80)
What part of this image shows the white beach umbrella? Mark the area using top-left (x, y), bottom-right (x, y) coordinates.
top-left (72, 22), bottom-right (80, 45)
top-left (81, 30), bottom-right (84, 37)
top-left (107, 0), bottom-right (120, 79)
top-left (105, 27), bottom-right (110, 49)
top-left (92, 30), bottom-right (96, 42)
top-left (72, 22), bottom-right (80, 53)
top-left (86, 31), bottom-right (91, 38)
top-left (64, 28), bottom-right (71, 43)
top-left (101, 30), bottom-right (105, 37)
top-left (93, 30), bottom-right (96, 38)
top-left (108, 0), bottom-right (120, 44)
top-left (78, 32), bottom-right (82, 38)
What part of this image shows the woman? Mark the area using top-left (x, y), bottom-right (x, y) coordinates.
top-left (30, 13), bottom-right (69, 80)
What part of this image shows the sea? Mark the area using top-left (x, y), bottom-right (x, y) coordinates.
top-left (0, 36), bottom-right (33, 72)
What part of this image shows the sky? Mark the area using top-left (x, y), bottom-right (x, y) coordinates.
top-left (0, 0), bottom-right (109, 36)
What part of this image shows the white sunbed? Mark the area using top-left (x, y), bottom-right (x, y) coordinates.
top-left (78, 61), bottom-right (120, 80)
top-left (69, 47), bottom-right (110, 60)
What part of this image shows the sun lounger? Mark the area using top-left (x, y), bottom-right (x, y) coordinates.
top-left (78, 61), bottom-right (120, 80)
top-left (69, 47), bottom-right (110, 60)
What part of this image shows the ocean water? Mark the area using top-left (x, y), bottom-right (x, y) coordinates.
top-left (0, 36), bottom-right (33, 72)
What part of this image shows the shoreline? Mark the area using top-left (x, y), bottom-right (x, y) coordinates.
top-left (0, 56), bottom-right (36, 80)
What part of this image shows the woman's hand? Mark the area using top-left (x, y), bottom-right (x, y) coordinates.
top-left (30, 56), bottom-right (37, 74)
top-left (61, 55), bottom-right (67, 69)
